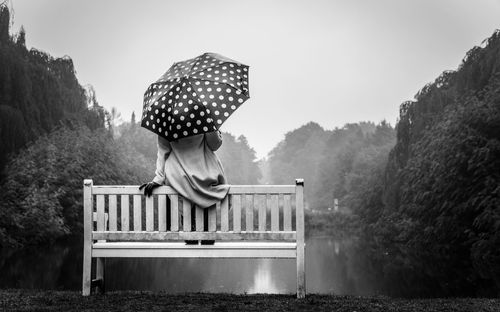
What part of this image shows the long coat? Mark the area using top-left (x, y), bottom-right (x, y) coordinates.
top-left (152, 131), bottom-right (229, 208)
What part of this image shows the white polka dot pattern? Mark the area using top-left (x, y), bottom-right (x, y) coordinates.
top-left (141, 53), bottom-right (249, 141)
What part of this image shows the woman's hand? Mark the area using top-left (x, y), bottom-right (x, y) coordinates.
top-left (139, 181), bottom-right (161, 197)
top-left (206, 130), bottom-right (223, 151)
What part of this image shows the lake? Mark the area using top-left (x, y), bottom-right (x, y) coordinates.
top-left (0, 236), bottom-right (382, 296)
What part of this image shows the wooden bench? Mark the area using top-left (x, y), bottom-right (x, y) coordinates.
top-left (82, 179), bottom-right (306, 298)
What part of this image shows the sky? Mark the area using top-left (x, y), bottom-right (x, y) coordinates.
top-left (9, 0), bottom-right (500, 158)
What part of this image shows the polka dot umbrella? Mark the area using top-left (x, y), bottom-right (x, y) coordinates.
top-left (141, 52), bottom-right (250, 141)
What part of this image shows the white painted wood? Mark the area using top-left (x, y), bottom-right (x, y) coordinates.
top-left (96, 257), bottom-right (105, 294)
top-left (145, 196), bottom-right (154, 231)
top-left (232, 195), bottom-right (241, 233)
top-left (170, 195), bottom-right (179, 231)
top-left (82, 179), bottom-right (93, 296)
top-left (158, 195), bottom-right (167, 232)
top-left (93, 248), bottom-right (296, 259)
top-left (245, 195), bottom-right (254, 232)
top-left (221, 196), bottom-right (229, 232)
top-left (228, 185), bottom-right (296, 194)
top-left (93, 231), bottom-right (296, 241)
top-left (92, 185), bottom-right (179, 195)
top-left (295, 179), bottom-right (306, 299)
top-left (91, 185), bottom-right (295, 195)
top-left (283, 194), bottom-right (292, 231)
top-left (208, 205), bottom-right (216, 232)
top-left (94, 242), bottom-right (296, 249)
top-left (84, 179), bottom-right (307, 298)
top-left (271, 194), bottom-right (279, 231)
top-left (182, 198), bottom-right (191, 232)
top-left (96, 195), bottom-right (105, 232)
top-left (108, 195), bottom-right (117, 231)
top-left (92, 242), bottom-right (296, 258)
top-left (196, 206), bottom-right (204, 232)
top-left (258, 195), bottom-right (266, 231)
top-left (120, 195), bottom-right (129, 231)
top-left (92, 212), bottom-right (108, 227)
top-left (133, 195), bottom-right (142, 231)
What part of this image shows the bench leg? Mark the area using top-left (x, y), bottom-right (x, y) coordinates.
top-left (82, 244), bottom-right (92, 296)
top-left (96, 257), bottom-right (105, 294)
top-left (296, 244), bottom-right (306, 298)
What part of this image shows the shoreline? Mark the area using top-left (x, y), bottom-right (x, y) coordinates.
top-left (0, 289), bottom-right (498, 312)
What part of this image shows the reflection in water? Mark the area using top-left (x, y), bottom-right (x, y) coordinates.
top-left (0, 240), bottom-right (82, 290)
top-left (248, 260), bottom-right (279, 294)
top-left (0, 237), bottom-right (381, 296)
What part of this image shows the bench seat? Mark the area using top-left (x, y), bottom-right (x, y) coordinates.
top-left (92, 242), bottom-right (297, 258)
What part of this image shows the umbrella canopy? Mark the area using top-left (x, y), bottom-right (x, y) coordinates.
top-left (141, 53), bottom-right (250, 141)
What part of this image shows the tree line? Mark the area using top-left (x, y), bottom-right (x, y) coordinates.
top-left (265, 30), bottom-right (500, 297)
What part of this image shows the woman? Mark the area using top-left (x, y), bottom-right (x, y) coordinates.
top-left (140, 130), bottom-right (229, 243)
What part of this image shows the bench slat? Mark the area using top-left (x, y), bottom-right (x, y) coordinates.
top-left (158, 195), bottom-right (167, 231)
top-left (133, 195), bottom-right (142, 231)
top-left (196, 206), bottom-right (204, 231)
top-left (229, 185), bottom-right (296, 194)
top-left (91, 185), bottom-right (296, 195)
top-left (232, 195), bottom-right (241, 233)
top-left (92, 243), bottom-right (296, 258)
top-left (258, 195), bottom-right (266, 231)
top-left (284, 194), bottom-right (292, 231)
top-left (245, 195), bottom-right (254, 232)
top-left (109, 195), bottom-right (117, 231)
top-left (146, 196), bottom-right (154, 231)
top-left (220, 196), bottom-right (229, 232)
top-left (92, 231), bottom-right (296, 241)
top-left (208, 204), bottom-right (216, 231)
top-left (121, 195), bottom-right (129, 231)
top-left (170, 195), bottom-right (179, 231)
top-left (182, 198), bottom-right (191, 232)
top-left (96, 195), bottom-right (105, 232)
top-left (271, 194), bottom-right (279, 231)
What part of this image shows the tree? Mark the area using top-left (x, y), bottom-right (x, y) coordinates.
top-left (0, 3), bottom-right (9, 43)
top-left (131, 111), bottom-right (136, 125)
top-left (15, 25), bottom-right (24, 46)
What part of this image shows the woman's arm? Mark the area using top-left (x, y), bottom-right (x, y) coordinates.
top-left (205, 130), bottom-right (223, 151)
top-left (152, 136), bottom-right (172, 184)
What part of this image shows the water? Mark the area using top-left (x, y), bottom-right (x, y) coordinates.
top-left (0, 236), bottom-right (380, 295)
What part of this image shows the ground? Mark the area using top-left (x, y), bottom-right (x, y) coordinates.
top-left (0, 290), bottom-right (499, 312)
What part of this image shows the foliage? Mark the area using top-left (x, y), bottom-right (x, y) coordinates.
top-left (365, 30), bottom-right (500, 297)
top-left (217, 132), bottom-right (261, 184)
top-left (313, 121), bottom-right (394, 213)
top-left (0, 5), bottom-right (102, 173)
top-left (267, 122), bottom-right (332, 202)
top-left (0, 126), bottom-right (151, 247)
top-left (267, 121), bottom-right (395, 213)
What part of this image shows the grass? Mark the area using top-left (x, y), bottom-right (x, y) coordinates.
top-left (0, 290), bottom-right (498, 312)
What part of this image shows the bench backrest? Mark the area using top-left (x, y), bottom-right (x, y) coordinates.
top-left (84, 179), bottom-right (304, 243)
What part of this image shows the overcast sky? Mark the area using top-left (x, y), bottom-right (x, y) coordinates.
top-left (10, 0), bottom-right (500, 158)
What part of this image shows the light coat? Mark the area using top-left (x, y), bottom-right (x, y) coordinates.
top-left (153, 131), bottom-right (229, 208)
